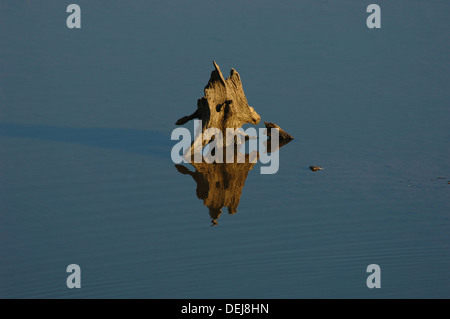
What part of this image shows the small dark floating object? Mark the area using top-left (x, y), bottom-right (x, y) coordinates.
top-left (309, 166), bottom-right (323, 172)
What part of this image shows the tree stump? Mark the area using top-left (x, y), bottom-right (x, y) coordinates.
top-left (176, 61), bottom-right (261, 154)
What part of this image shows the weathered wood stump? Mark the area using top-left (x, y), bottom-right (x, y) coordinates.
top-left (175, 61), bottom-right (294, 161)
top-left (176, 61), bottom-right (261, 154)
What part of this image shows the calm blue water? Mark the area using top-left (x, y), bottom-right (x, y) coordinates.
top-left (0, 0), bottom-right (449, 298)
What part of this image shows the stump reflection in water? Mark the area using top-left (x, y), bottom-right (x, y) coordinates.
top-left (175, 150), bottom-right (258, 226)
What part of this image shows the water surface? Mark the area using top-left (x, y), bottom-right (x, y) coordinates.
top-left (0, 0), bottom-right (449, 298)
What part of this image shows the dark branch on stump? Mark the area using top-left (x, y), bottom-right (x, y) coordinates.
top-left (264, 121), bottom-right (294, 152)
